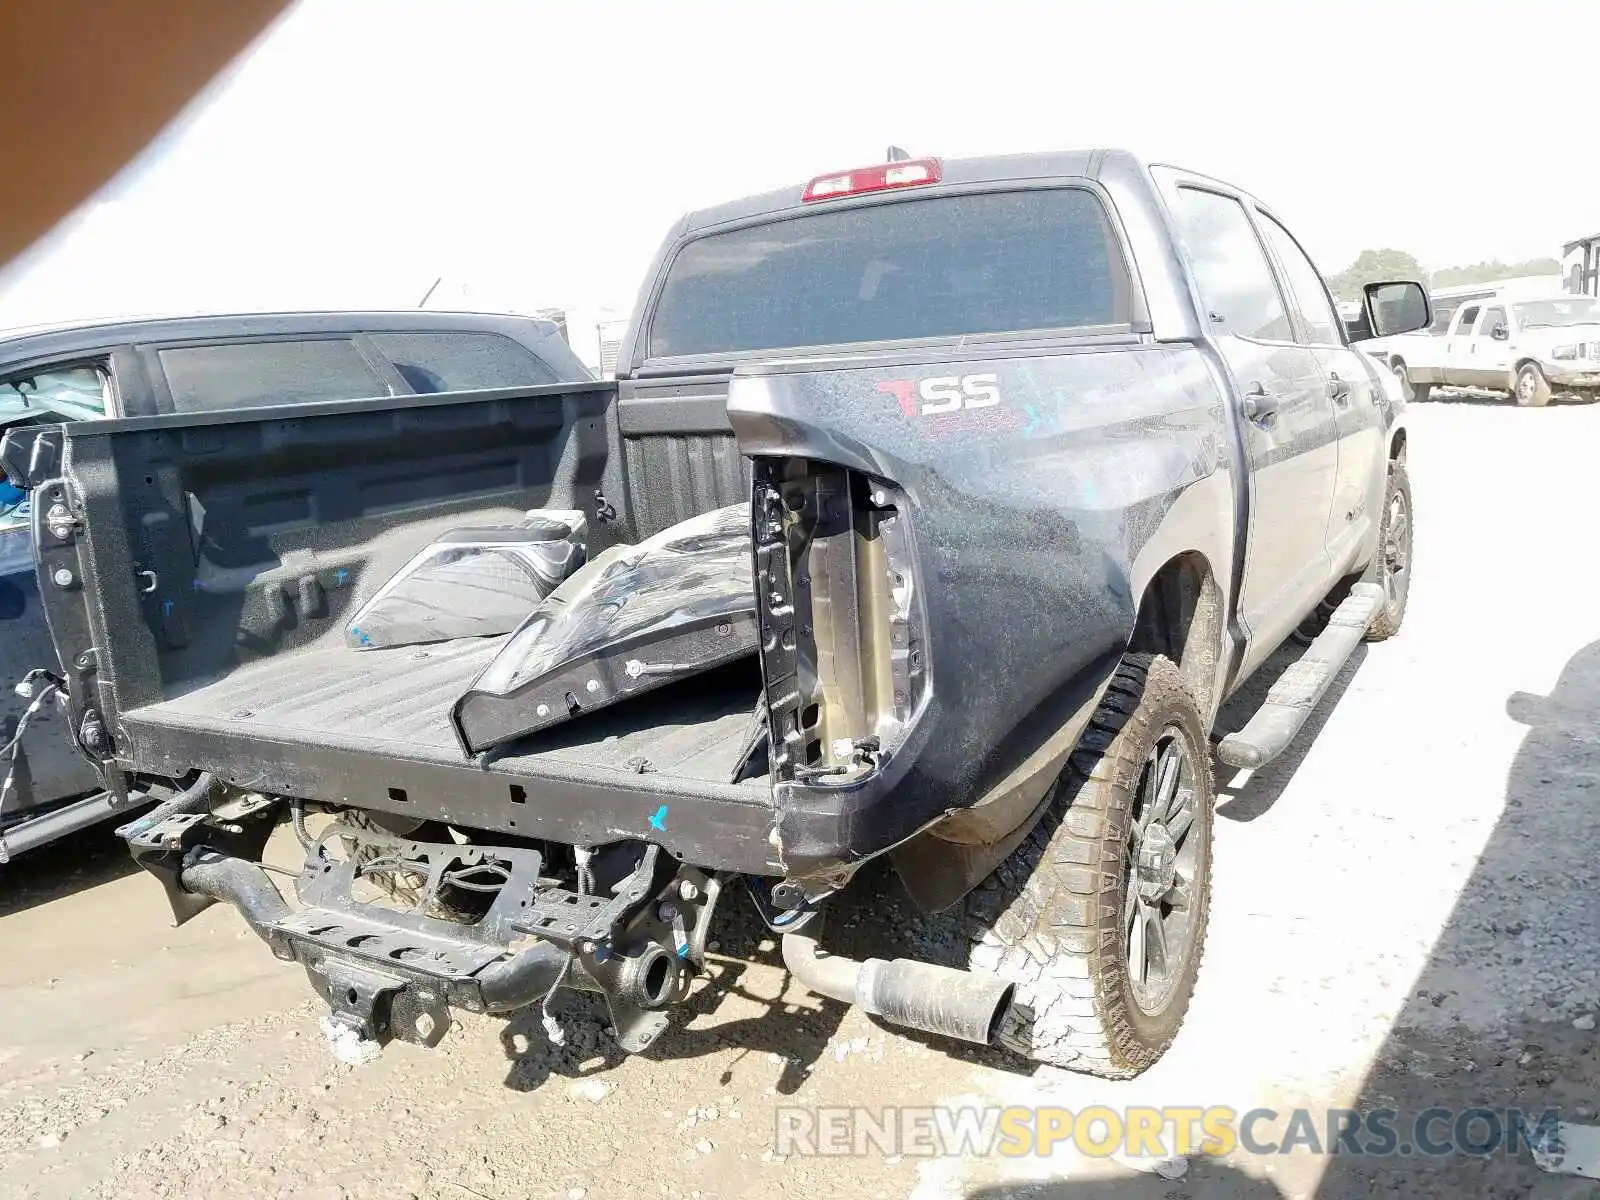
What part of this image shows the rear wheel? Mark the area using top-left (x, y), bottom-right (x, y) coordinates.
top-left (967, 653), bottom-right (1213, 1078)
top-left (1515, 363), bottom-right (1552, 407)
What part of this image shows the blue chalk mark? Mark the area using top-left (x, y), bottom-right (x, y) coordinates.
top-left (677, 943), bottom-right (689, 959)
top-left (1022, 404), bottom-right (1045, 437)
top-left (648, 804), bottom-right (668, 831)
top-left (334, 568), bottom-right (350, 586)
top-left (161, 598), bottom-right (174, 617)
top-left (191, 578), bottom-right (205, 592)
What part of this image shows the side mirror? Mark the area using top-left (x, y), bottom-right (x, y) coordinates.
top-left (1506, 689), bottom-right (1546, 727)
top-left (1491, 323), bottom-right (1510, 341)
top-left (1353, 280), bottom-right (1431, 340)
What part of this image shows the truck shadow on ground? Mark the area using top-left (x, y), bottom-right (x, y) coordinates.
top-left (0, 819), bottom-right (138, 919)
top-left (1312, 636), bottom-right (1600, 1197)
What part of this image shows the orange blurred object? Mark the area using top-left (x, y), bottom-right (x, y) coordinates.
top-left (0, 0), bottom-right (289, 271)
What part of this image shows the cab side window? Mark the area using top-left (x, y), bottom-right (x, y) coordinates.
top-left (366, 332), bottom-right (556, 393)
top-left (1169, 187), bottom-right (1293, 342)
top-left (1454, 305), bottom-right (1481, 334)
top-left (1479, 306), bottom-right (1507, 337)
top-left (158, 339), bottom-right (387, 413)
top-left (1257, 214), bottom-right (1343, 345)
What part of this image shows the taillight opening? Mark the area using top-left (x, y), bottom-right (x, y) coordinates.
top-left (752, 459), bottom-right (928, 786)
top-left (802, 158), bottom-right (943, 203)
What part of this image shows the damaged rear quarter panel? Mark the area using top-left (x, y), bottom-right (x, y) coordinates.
top-left (727, 341), bottom-right (1234, 877)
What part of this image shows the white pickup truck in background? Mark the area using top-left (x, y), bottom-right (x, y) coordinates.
top-left (1362, 290), bottom-right (1600, 407)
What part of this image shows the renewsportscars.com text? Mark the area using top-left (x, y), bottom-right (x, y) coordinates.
top-left (773, 1104), bottom-right (1563, 1159)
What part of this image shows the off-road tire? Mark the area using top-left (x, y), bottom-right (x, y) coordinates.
top-left (1363, 461), bottom-right (1412, 642)
top-left (966, 653), bottom-right (1214, 1079)
top-left (1393, 360), bottom-right (1430, 404)
top-left (1515, 362), bottom-right (1552, 407)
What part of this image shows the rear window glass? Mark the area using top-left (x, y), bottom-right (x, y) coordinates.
top-left (366, 331), bottom-right (555, 393)
top-left (159, 339), bottom-right (386, 413)
top-left (648, 188), bottom-right (1132, 358)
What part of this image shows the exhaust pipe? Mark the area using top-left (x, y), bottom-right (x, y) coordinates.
top-left (782, 927), bottom-right (1014, 1047)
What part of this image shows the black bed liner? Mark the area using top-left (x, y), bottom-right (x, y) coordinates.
top-left (117, 647), bottom-right (778, 872)
top-left (140, 635), bottom-right (759, 779)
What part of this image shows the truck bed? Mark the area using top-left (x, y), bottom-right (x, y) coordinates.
top-left (128, 636), bottom-right (764, 784)
top-left (16, 382), bottom-right (784, 872)
top-left (111, 631), bottom-right (778, 871)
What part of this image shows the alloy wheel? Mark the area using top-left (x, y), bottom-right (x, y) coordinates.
top-left (1124, 726), bottom-right (1204, 1015)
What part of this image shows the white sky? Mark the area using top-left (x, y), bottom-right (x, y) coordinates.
top-left (0, 0), bottom-right (1593, 328)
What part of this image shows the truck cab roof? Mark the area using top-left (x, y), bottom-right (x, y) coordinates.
top-left (673, 148), bottom-right (1274, 230)
top-left (617, 148), bottom-right (1272, 375)
top-left (675, 148), bottom-right (1149, 234)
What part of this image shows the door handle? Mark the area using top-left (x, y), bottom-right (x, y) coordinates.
top-left (1241, 385), bottom-right (1281, 421)
top-left (1328, 372), bottom-right (1351, 404)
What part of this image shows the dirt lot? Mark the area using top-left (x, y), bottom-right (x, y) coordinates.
top-left (5, 396), bottom-right (1600, 1199)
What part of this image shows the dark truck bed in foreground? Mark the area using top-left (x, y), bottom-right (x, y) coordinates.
top-left (6, 147), bottom-right (1428, 1080)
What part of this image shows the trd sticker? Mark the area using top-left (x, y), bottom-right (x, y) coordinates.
top-left (877, 373), bottom-right (1002, 417)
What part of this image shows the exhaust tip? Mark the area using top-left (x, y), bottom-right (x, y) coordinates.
top-left (984, 982), bottom-right (1017, 1044)
top-left (858, 957), bottom-right (1016, 1047)
top-left (783, 929), bottom-right (1017, 1048)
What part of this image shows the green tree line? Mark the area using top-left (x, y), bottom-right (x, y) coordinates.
top-left (1326, 249), bottom-right (1562, 301)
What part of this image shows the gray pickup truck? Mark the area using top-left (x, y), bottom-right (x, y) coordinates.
top-left (0, 310), bottom-right (590, 859)
top-left (2, 149), bottom-right (1428, 1079)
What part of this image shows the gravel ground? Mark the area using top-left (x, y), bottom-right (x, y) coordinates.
top-left (4, 396), bottom-right (1600, 1199)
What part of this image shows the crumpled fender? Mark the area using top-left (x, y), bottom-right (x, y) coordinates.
top-left (726, 343), bottom-right (1234, 890)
